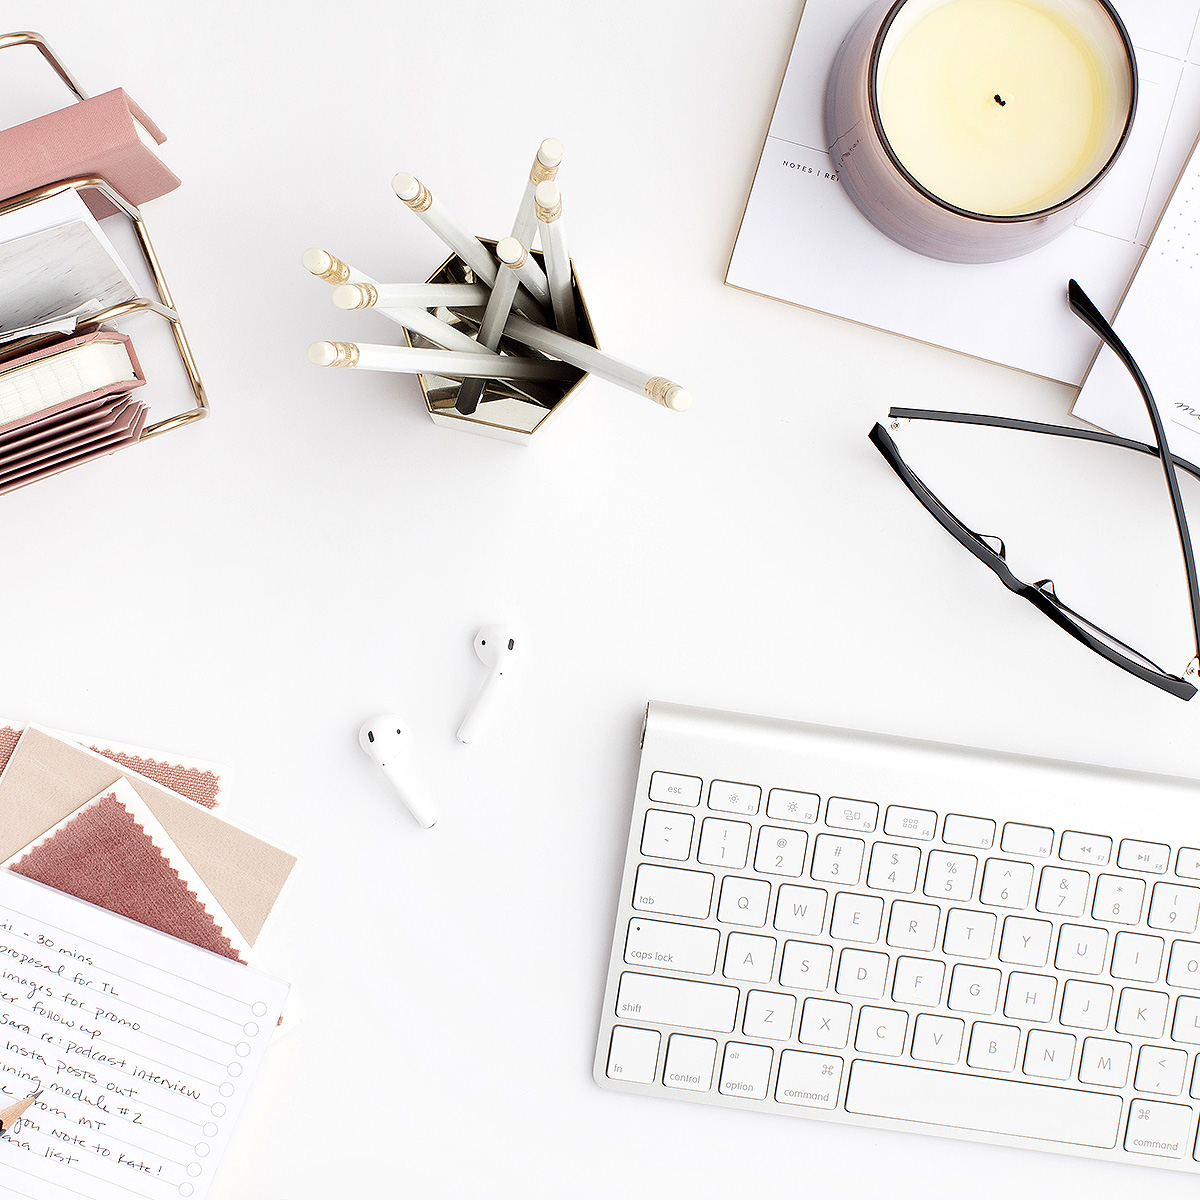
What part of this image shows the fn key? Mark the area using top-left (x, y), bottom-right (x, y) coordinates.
top-left (606, 1026), bottom-right (660, 1084)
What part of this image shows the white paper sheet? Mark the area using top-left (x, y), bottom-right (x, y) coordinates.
top-left (1073, 132), bottom-right (1200, 463)
top-left (726, 0), bottom-right (1200, 384)
top-left (0, 869), bottom-right (288, 1200)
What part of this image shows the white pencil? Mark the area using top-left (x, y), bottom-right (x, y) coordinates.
top-left (503, 314), bottom-right (691, 410)
top-left (534, 180), bottom-right (578, 339)
top-left (308, 341), bottom-right (580, 381)
top-left (392, 172), bottom-right (551, 311)
top-left (303, 252), bottom-right (489, 354)
top-left (511, 138), bottom-right (563, 247)
top-left (333, 282), bottom-right (490, 309)
top-left (454, 237), bottom-right (530, 415)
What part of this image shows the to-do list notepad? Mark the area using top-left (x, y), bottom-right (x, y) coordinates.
top-left (0, 869), bottom-right (288, 1200)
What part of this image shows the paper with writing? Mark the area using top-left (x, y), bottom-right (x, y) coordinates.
top-left (0, 869), bottom-right (288, 1200)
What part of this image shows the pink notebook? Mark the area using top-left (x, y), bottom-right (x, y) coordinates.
top-left (0, 88), bottom-right (179, 214)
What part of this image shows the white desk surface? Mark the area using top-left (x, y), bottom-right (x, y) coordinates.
top-left (3, 2), bottom-right (1200, 1196)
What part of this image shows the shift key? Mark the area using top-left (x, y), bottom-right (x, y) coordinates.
top-left (616, 971), bottom-right (739, 1032)
top-left (633, 864), bottom-right (714, 918)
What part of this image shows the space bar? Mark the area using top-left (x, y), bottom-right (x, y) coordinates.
top-left (845, 1061), bottom-right (1123, 1148)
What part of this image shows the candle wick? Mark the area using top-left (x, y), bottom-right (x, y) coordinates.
top-left (993, 93), bottom-right (1007, 107)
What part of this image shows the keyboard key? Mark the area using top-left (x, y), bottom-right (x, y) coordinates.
top-left (886, 900), bottom-right (941, 951)
top-left (742, 989), bottom-right (796, 1040)
top-left (1167, 939), bottom-right (1200, 989)
top-left (1111, 931), bottom-right (1165, 983)
top-left (723, 932), bottom-right (777, 983)
top-left (830, 892), bottom-right (885, 943)
top-left (924, 850), bottom-right (977, 901)
top-left (1023, 1030), bottom-right (1076, 1080)
top-left (845, 1061), bottom-right (1123, 1148)
top-left (1118, 839), bottom-right (1171, 875)
top-left (855, 1006), bottom-right (908, 1056)
top-left (798, 998), bottom-right (853, 1049)
top-left (775, 1049), bottom-right (843, 1108)
top-left (979, 859), bottom-right (1034, 909)
top-left (1000, 822), bottom-right (1054, 857)
top-left (1135, 1045), bottom-right (1189, 1096)
top-left (1035, 866), bottom-right (1090, 918)
top-left (1124, 1099), bottom-right (1193, 1158)
top-left (753, 825), bottom-right (808, 877)
top-left (998, 916), bottom-right (1053, 966)
top-left (1060, 831), bottom-right (1112, 867)
top-left (1092, 874), bottom-right (1146, 924)
top-left (616, 972), bottom-right (739, 1032)
top-left (766, 788), bottom-right (819, 824)
top-left (809, 834), bottom-right (865, 884)
top-left (1078, 1036), bottom-right (1131, 1086)
top-left (942, 814), bottom-right (995, 850)
top-left (1148, 882), bottom-right (1200, 934)
top-left (649, 771), bottom-right (701, 807)
top-left (779, 940), bottom-right (834, 991)
top-left (947, 964), bottom-right (1002, 1015)
top-left (697, 818), bottom-right (751, 869)
top-left (606, 1025), bottom-right (660, 1083)
top-left (826, 797), bottom-right (879, 833)
top-left (967, 1021), bottom-right (1020, 1072)
top-left (866, 842), bottom-right (922, 893)
top-left (708, 779), bottom-right (761, 815)
top-left (1172, 996), bottom-right (1200, 1045)
top-left (640, 809), bottom-right (694, 860)
top-left (717, 876), bottom-right (772, 927)
top-left (942, 908), bottom-right (996, 959)
top-left (1060, 981), bottom-right (1113, 1031)
top-left (892, 956), bottom-right (945, 1006)
top-left (625, 918), bottom-right (720, 975)
top-left (719, 1041), bottom-right (773, 1099)
top-left (835, 948), bottom-right (890, 999)
top-left (1176, 847), bottom-right (1200, 880)
top-left (884, 805), bottom-right (937, 841)
top-left (773, 884), bottom-right (827, 935)
top-left (663, 1033), bottom-right (717, 1091)
top-left (1055, 924), bottom-right (1108, 975)
top-left (911, 1014), bottom-right (964, 1065)
top-left (632, 864), bottom-right (714, 919)
top-left (1003, 972), bottom-right (1057, 1022)
top-left (1115, 988), bottom-right (1168, 1040)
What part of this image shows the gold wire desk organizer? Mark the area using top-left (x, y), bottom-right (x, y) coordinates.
top-left (0, 32), bottom-right (209, 494)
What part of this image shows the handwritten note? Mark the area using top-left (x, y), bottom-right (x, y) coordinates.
top-left (0, 868), bottom-right (288, 1200)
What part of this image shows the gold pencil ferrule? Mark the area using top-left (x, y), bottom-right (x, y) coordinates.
top-left (501, 247), bottom-right (529, 269)
top-left (353, 283), bottom-right (378, 309)
top-left (402, 179), bottom-right (433, 212)
top-left (329, 341), bottom-right (360, 368)
top-left (530, 157), bottom-right (560, 185)
top-left (535, 195), bottom-right (562, 223)
top-left (318, 255), bottom-right (351, 285)
top-left (645, 377), bottom-right (680, 409)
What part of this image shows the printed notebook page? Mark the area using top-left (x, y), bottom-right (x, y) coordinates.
top-left (0, 869), bottom-right (288, 1200)
top-left (1074, 134), bottom-right (1200, 467)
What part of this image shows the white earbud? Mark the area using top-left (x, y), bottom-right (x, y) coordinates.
top-left (358, 716), bottom-right (438, 828)
top-left (457, 625), bottom-right (520, 744)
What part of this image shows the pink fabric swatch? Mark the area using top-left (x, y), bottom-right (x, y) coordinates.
top-left (87, 748), bottom-right (221, 810)
top-left (0, 726), bottom-right (19, 775)
top-left (10, 792), bottom-right (243, 962)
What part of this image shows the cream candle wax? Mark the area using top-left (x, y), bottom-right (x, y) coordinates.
top-left (825, 0), bottom-right (1136, 262)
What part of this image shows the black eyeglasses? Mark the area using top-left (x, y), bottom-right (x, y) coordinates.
top-left (870, 279), bottom-right (1200, 701)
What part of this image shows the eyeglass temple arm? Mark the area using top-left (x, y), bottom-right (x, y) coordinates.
top-left (1067, 279), bottom-right (1200, 666)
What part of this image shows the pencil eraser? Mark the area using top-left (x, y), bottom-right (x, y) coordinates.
top-left (332, 284), bottom-right (365, 310)
top-left (535, 180), bottom-right (560, 207)
top-left (302, 247), bottom-right (333, 276)
top-left (538, 138), bottom-right (564, 168)
top-left (665, 386), bottom-right (692, 412)
top-left (496, 237), bottom-right (526, 267)
top-left (392, 172), bottom-right (421, 201)
top-left (307, 341), bottom-right (338, 367)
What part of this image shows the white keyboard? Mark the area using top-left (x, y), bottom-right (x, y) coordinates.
top-left (594, 703), bottom-right (1200, 1173)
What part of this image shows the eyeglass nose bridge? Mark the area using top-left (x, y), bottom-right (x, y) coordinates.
top-left (980, 534), bottom-right (1007, 559)
top-left (1034, 578), bottom-right (1058, 599)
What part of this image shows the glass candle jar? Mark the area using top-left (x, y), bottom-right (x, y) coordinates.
top-left (825, 0), bottom-right (1137, 263)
